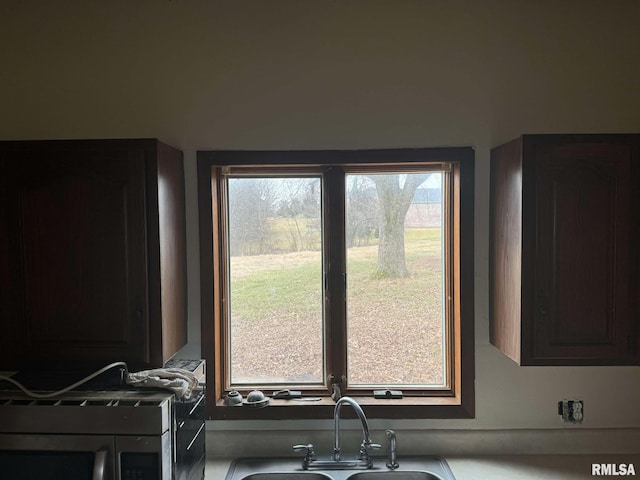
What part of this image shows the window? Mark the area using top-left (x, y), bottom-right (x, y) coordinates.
top-left (198, 149), bottom-right (474, 419)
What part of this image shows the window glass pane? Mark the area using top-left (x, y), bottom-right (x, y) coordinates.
top-left (226, 176), bottom-right (324, 386)
top-left (346, 172), bottom-right (446, 387)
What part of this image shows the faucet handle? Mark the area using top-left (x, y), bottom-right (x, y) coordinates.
top-left (293, 444), bottom-right (316, 470)
top-left (358, 441), bottom-right (382, 459)
top-left (293, 443), bottom-right (316, 458)
top-left (293, 443), bottom-right (314, 454)
top-left (358, 441), bottom-right (382, 465)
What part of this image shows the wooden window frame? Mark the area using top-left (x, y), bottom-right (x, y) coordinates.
top-left (197, 148), bottom-right (475, 420)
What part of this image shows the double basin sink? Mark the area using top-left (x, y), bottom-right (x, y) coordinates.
top-left (225, 456), bottom-right (456, 480)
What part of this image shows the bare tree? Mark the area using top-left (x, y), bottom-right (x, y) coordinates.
top-left (370, 173), bottom-right (429, 278)
top-left (346, 176), bottom-right (378, 247)
top-left (275, 178), bottom-right (321, 252)
top-left (228, 178), bottom-right (274, 255)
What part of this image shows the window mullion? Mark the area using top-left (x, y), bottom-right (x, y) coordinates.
top-left (324, 167), bottom-right (347, 388)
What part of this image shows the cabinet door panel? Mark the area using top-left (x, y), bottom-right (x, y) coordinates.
top-left (6, 148), bottom-right (149, 367)
top-left (534, 143), bottom-right (634, 362)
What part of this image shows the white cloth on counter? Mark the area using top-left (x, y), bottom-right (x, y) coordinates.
top-left (126, 368), bottom-right (200, 399)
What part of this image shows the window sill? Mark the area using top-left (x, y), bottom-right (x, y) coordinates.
top-left (210, 395), bottom-right (474, 420)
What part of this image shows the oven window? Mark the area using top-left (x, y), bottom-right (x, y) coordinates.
top-left (0, 451), bottom-right (94, 480)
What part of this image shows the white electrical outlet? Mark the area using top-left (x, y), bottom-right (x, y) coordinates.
top-left (558, 399), bottom-right (584, 423)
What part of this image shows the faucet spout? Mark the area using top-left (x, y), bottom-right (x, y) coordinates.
top-left (333, 396), bottom-right (377, 462)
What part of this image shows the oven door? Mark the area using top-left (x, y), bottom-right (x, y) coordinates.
top-left (0, 433), bottom-right (114, 480)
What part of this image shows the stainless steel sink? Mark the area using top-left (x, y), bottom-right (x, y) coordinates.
top-left (225, 457), bottom-right (456, 480)
top-left (239, 474), bottom-right (333, 480)
top-left (347, 472), bottom-right (444, 480)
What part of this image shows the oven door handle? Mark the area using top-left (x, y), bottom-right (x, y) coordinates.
top-left (93, 448), bottom-right (108, 480)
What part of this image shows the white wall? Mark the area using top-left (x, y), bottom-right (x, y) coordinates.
top-left (2, 0), bottom-right (639, 445)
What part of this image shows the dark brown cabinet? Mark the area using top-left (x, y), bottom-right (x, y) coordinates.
top-left (490, 134), bottom-right (639, 365)
top-left (0, 139), bottom-right (187, 370)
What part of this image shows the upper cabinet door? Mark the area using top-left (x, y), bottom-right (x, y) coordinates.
top-left (533, 141), bottom-right (635, 364)
top-left (2, 146), bottom-right (149, 367)
top-left (0, 139), bottom-right (187, 371)
top-left (490, 134), bottom-right (639, 366)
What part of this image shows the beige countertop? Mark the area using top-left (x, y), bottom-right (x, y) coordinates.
top-left (206, 454), bottom-right (640, 479)
top-left (446, 455), bottom-right (639, 479)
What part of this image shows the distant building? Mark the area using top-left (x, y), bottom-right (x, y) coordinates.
top-left (406, 187), bottom-right (442, 228)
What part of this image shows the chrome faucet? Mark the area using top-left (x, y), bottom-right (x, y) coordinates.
top-left (333, 396), bottom-right (380, 464)
top-left (294, 396), bottom-right (380, 470)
